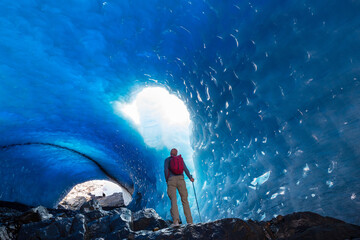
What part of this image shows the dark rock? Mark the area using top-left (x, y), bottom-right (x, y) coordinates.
top-left (86, 208), bottom-right (133, 239)
top-left (110, 208), bottom-right (132, 224)
top-left (276, 215), bottom-right (284, 222)
top-left (84, 209), bottom-right (107, 222)
top-left (132, 208), bottom-right (169, 231)
top-left (17, 217), bottom-right (73, 240)
top-left (134, 218), bottom-right (266, 240)
top-left (86, 216), bottom-right (111, 239)
top-left (97, 192), bottom-right (125, 208)
top-left (1, 202), bottom-right (359, 240)
top-left (133, 214), bottom-right (360, 240)
top-left (0, 209), bottom-right (22, 239)
top-left (17, 219), bottom-right (53, 240)
top-left (0, 207), bottom-right (23, 218)
top-left (69, 214), bottom-right (85, 237)
top-left (109, 213), bottom-right (130, 232)
top-left (47, 218), bottom-right (72, 238)
top-left (80, 199), bottom-right (102, 213)
top-left (0, 201), bottom-right (33, 212)
top-left (82, 206), bottom-right (130, 223)
top-left (271, 212), bottom-right (360, 240)
top-left (104, 227), bottom-right (134, 240)
top-left (48, 208), bottom-right (77, 219)
top-left (18, 206), bottom-right (52, 224)
top-left (0, 225), bottom-right (11, 240)
top-left (56, 204), bottom-right (66, 210)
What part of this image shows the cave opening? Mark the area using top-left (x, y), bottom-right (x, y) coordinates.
top-left (114, 86), bottom-right (195, 172)
top-left (59, 180), bottom-right (132, 210)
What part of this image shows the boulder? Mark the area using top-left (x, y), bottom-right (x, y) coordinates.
top-left (132, 208), bottom-right (169, 231)
top-left (59, 196), bottom-right (87, 211)
top-left (17, 219), bottom-right (62, 240)
top-left (270, 212), bottom-right (360, 240)
top-left (103, 226), bottom-right (134, 240)
top-left (86, 216), bottom-right (111, 239)
top-left (18, 206), bottom-right (52, 224)
top-left (79, 199), bottom-right (102, 213)
top-left (68, 214), bottom-right (86, 240)
top-left (84, 209), bottom-right (107, 222)
top-left (0, 225), bottom-right (11, 240)
top-left (111, 208), bottom-right (132, 224)
top-left (48, 208), bottom-right (77, 219)
top-left (17, 215), bottom-right (86, 240)
top-left (97, 192), bottom-right (125, 209)
top-left (86, 208), bottom-right (133, 239)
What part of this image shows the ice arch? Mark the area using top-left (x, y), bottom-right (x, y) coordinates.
top-left (0, 0), bottom-right (359, 224)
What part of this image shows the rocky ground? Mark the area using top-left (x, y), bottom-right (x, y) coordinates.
top-left (0, 200), bottom-right (359, 240)
top-left (59, 192), bottom-right (126, 211)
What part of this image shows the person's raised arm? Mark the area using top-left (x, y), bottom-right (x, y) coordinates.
top-left (184, 161), bottom-right (194, 182)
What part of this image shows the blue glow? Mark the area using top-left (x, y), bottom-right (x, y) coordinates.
top-left (0, 0), bottom-right (359, 225)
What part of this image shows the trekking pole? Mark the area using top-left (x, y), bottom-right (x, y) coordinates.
top-left (192, 181), bottom-right (202, 222)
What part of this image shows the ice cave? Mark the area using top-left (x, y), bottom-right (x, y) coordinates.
top-left (0, 0), bottom-right (359, 227)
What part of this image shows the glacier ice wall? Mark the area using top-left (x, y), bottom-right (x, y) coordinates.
top-left (0, 0), bottom-right (359, 224)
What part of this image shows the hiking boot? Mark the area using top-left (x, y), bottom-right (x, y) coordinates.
top-left (170, 221), bottom-right (180, 227)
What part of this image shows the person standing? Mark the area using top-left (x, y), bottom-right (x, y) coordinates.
top-left (164, 148), bottom-right (194, 226)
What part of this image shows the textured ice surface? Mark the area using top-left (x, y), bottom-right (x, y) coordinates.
top-left (0, 0), bottom-right (359, 224)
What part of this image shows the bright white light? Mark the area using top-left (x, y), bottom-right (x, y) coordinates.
top-left (115, 87), bottom-right (190, 126)
top-left (137, 87), bottom-right (190, 125)
top-left (118, 101), bottom-right (140, 125)
top-left (113, 87), bottom-right (193, 169)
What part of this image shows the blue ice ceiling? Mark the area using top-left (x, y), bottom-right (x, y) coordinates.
top-left (0, 0), bottom-right (360, 224)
